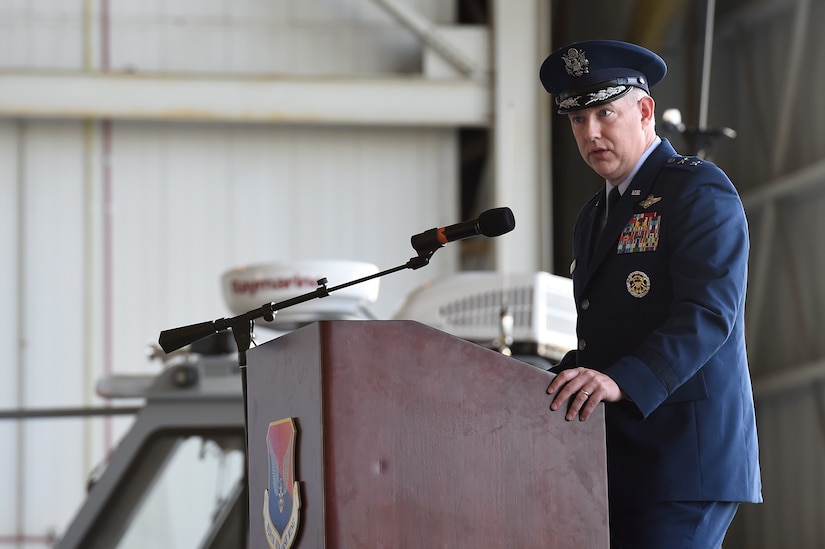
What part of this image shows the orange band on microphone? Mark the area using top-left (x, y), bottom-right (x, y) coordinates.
top-left (437, 227), bottom-right (448, 244)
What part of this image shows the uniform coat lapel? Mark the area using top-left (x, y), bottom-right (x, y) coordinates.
top-left (575, 192), bottom-right (602, 277)
top-left (576, 140), bottom-right (675, 291)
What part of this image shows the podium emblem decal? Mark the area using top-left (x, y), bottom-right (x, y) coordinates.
top-left (263, 418), bottom-right (301, 549)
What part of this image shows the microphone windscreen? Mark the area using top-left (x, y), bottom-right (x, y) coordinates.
top-left (159, 321), bottom-right (216, 353)
top-left (477, 207), bottom-right (515, 237)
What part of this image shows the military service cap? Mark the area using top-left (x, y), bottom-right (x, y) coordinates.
top-left (540, 40), bottom-right (667, 114)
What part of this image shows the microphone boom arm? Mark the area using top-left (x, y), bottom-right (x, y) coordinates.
top-left (157, 251), bottom-right (435, 366)
top-left (155, 211), bottom-right (508, 549)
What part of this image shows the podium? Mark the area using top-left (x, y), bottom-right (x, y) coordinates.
top-left (246, 320), bottom-right (608, 548)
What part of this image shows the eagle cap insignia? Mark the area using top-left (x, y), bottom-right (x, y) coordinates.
top-left (639, 194), bottom-right (662, 208)
top-left (562, 48), bottom-right (589, 76)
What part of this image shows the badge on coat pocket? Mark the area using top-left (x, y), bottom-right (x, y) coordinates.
top-left (617, 212), bottom-right (661, 254)
top-left (626, 270), bottom-right (651, 298)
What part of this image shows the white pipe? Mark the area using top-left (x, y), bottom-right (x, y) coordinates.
top-left (100, 0), bottom-right (115, 456)
top-left (698, 0), bottom-right (716, 131)
top-left (14, 120), bottom-right (27, 549)
top-left (81, 0), bottom-right (97, 486)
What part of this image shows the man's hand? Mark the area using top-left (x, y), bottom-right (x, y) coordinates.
top-left (546, 367), bottom-right (626, 421)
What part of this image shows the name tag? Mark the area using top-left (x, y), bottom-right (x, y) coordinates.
top-left (617, 212), bottom-right (660, 254)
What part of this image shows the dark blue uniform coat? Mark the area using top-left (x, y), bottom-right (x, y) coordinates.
top-left (558, 139), bottom-right (762, 507)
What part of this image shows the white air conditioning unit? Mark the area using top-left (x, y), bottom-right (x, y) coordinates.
top-left (393, 271), bottom-right (577, 362)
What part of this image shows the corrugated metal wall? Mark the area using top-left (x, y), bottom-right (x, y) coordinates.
top-left (0, 0), bottom-right (462, 544)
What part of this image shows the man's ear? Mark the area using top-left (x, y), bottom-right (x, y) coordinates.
top-left (639, 95), bottom-right (655, 126)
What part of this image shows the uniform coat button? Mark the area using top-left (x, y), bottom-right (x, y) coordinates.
top-left (581, 298), bottom-right (590, 310)
top-left (578, 339), bottom-right (587, 350)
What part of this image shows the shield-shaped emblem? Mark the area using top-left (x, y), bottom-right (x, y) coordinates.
top-left (263, 418), bottom-right (300, 549)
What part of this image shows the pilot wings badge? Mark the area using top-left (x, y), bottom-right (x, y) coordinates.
top-left (263, 418), bottom-right (301, 549)
top-left (639, 194), bottom-right (662, 209)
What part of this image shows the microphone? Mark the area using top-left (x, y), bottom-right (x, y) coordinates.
top-left (411, 207), bottom-right (515, 254)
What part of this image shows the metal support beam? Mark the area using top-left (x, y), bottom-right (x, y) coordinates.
top-left (740, 151), bottom-right (825, 369)
top-left (770, 0), bottom-right (810, 177)
top-left (753, 356), bottom-right (825, 401)
top-left (741, 155), bottom-right (825, 209)
top-left (370, 0), bottom-right (481, 78)
top-left (0, 72), bottom-right (490, 127)
top-left (491, 0), bottom-right (546, 273)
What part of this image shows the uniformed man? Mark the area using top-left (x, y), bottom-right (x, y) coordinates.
top-left (540, 40), bottom-right (762, 548)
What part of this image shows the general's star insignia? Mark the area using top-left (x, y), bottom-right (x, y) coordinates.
top-left (639, 194), bottom-right (662, 208)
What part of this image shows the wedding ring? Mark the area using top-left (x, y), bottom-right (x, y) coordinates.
top-left (581, 390), bottom-right (591, 397)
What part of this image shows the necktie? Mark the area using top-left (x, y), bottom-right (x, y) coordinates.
top-left (606, 185), bottom-right (621, 222)
top-left (599, 185), bottom-right (621, 231)
top-left (591, 186), bottom-right (620, 258)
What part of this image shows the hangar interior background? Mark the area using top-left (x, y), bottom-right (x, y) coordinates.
top-left (1, 0), bottom-right (825, 547)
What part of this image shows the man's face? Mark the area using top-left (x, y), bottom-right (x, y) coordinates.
top-left (567, 92), bottom-right (654, 185)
